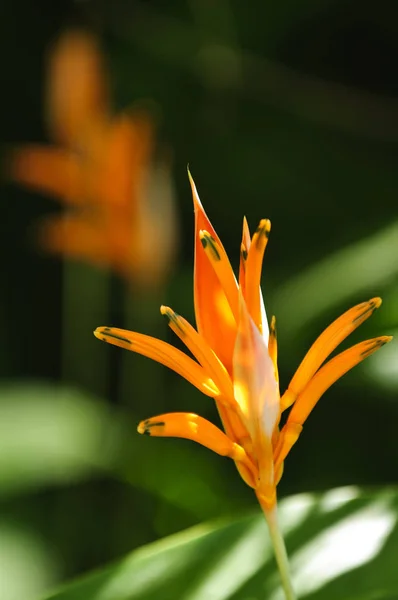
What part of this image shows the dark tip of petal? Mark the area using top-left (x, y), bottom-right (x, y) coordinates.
top-left (240, 246), bottom-right (248, 261)
top-left (160, 306), bottom-right (185, 335)
top-left (360, 336), bottom-right (392, 357)
top-left (270, 315), bottom-right (277, 338)
top-left (353, 298), bottom-right (382, 324)
top-left (137, 420), bottom-right (165, 436)
top-left (200, 232), bottom-right (221, 261)
top-left (149, 420), bottom-right (165, 428)
top-left (102, 330), bottom-right (132, 344)
top-left (254, 219), bottom-right (271, 246)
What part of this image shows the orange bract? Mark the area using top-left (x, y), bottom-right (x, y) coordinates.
top-left (8, 29), bottom-right (176, 286)
top-left (95, 173), bottom-right (391, 509)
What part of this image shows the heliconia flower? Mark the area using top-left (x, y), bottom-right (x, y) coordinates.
top-left (94, 172), bottom-right (391, 599)
top-left (8, 29), bottom-right (177, 287)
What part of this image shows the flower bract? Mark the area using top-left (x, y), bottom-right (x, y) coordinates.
top-left (95, 172), bottom-right (391, 508)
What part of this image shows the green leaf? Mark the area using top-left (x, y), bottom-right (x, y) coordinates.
top-left (0, 382), bottom-right (248, 523)
top-left (0, 382), bottom-right (115, 496)
top-left (43, 486), bottom-right (398, 600)
top-left (0, 519), bottom-right (59, 600)
top-left (273, 220), bottom-right (398, 336)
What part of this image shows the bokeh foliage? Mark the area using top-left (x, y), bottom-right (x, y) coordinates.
top-left (0, 0), bottom-right (397, 598)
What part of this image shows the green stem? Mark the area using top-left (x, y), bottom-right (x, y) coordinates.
top-left (259, 500), bottom-right (296, 600)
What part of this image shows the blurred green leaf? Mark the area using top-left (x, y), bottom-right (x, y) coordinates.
top-left (0, 519), bottom-right (59, 600)
top-left (43, 486), bottom-right (398, 600)
top-left (365, 327), bottom-right (398, 391)
top-left (0, 381), bottom-right (249, 523)
top-left (273, 221), bottom-right (398, 335)
top-left (0, 382), bottom-right (115, 496)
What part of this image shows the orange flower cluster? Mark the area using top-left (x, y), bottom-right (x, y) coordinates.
top-left (95, 172), bottom-right (391, 509)
top-left (9, 30), bottom-right (176, 286)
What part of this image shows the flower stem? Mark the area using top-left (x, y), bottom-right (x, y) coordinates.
top-left (259, 499), bottom-right (296, 600)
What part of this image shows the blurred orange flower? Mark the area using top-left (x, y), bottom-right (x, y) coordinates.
top-left (8, 30), bottom-right (176, 286)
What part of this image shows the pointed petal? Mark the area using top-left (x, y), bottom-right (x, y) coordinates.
top-left (199, 230), bottom-right (239, 321)
top-left (233, 292), bottom-right (279, 499)
top-left (94, 326), bottom-right (220, 397)
top-left (233, 291), bottom-right (279, 460)
top-left (160, 306), bottom-right (253, 460)
top-left (217, 402), bottom-right (252, 448)
top-left (281, 298), bottom-right (382, 410)
top-left (238, 216), bottom-right (251, 293)
top-left (160, 306), bottom-right (235, 401)
top-left (39, 214), bottom-right (105, 259)
top-left (47, 29), bottom-right (108, 145)
top-left (273, 422), bottom-right (303, 476)
top-left (9, 146), bottom-right (83, 203)
top-left (95, 114), bottom-right (153, 210)
top-left (268, 315), bottom-right (279, 383)
top-left (244, 219), bottom-right (271, 337)
top-left (38, 213), bottom-right (133, 275)
top-left (259, 288), bottom-right (270, 345)
top-left (189, 170), bottom-right (237, 373)
top-left (138, 412), bottom-right (257, 488)
top-left (139, 412), bottom-right (248, 459)
top-left (288, 336), bottom-right (392, 426)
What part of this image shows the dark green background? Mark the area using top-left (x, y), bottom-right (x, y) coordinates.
top-left (0, 1), bottom-right (397, 597)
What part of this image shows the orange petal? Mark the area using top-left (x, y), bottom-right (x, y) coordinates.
top-left (288, 335), bottom-right (392, 426)
top-left (138, 412), bottom-right (257, 488)
top-left (95, 114), bottom-right (153, 210)
top-left (233, 292), bottom-right (279, 496)
top-left (189, 170), bottom-right (237, 373)
top-left (238, 216), bottom-right (251, 294)
top-left (244, 219), bottom-right (271, 336)
top-left (281, 298), bottom-right (382, 411)
top-left (39, 214), bottom-right (104, 256)
top-left (9, 146), bottom-right (83, 203)
top-left (38, 213), bottom-right (133, 275)
top-left (160, 306), bottom-right (234, 401)
top-left (268, 315), bottom-right (279, 384)
top-left (94, 326), bottom-right (220, 397)
top-left (199, 230), bottom-right (239, 321)
top-left (47, 29), bottom-right (108, 145)
top-left (160, 306), bottom-right (252, 455)
top-left (233, 292), bottom-right (279, 440)
top-left (273, 422), bottom-right (303, 476)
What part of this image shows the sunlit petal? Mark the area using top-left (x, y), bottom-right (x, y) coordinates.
top-left (94, 326), bottom-right (220, 397)
top-left (281, 298), bottom-right (382, 410)
top-left (137, 411), bottom-right (256, 484)
top-left (199, 230), bottom-right (239, 321)
top-left (244, 219), bottom-right (271, 338)
top-left (189, 170), bottom-right (237, 372)
top-left (238, 216), bottom-right (251, 293)
top-left (233, 292), bottom-right (279, 440)
top-left (160, 306), bottom-right (234, 401)
top-left (268, 315), bottom-right (279, 383)
top-left (273, 422), bottom-right (303, 476)
top-left (288, 335), bottom-right (392, 426)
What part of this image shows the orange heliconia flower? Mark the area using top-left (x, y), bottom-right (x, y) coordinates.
top-left (94, 173), bottom-right (391, 510)
top-left (8, 30), bottom-right (176, 286)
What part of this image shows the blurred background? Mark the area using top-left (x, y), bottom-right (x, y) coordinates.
top-left (0, 0), bottom-right (397, 598)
